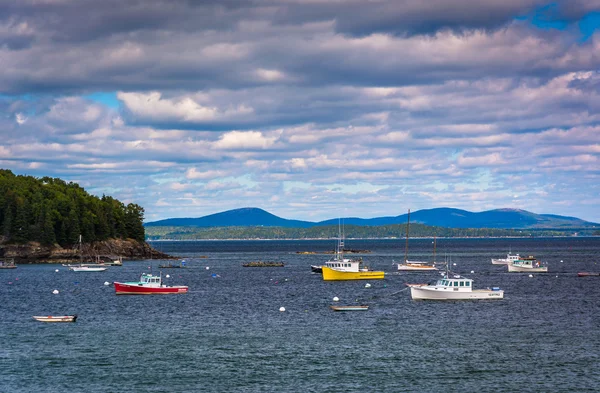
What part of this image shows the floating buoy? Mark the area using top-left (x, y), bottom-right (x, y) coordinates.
top-left (333, 296), bottom-right (339, 302)
top-left (104, 281), bottom-right (110, 286)
top-left (165, 274), bottom-right (170, 278)
top-left (560, 260), bottom-right (563, 263)
top-left (470, 270), bottom-right (475, 274)
top-left (365, 283), bottom-right (371, 288)
top-left (453, 263), bottom-right (457, 266)
top-left (55, 269), bottom-right (59, 272)
top-left (205, 266), bottom-right (210, 270)
top-left (279, 307), bottom-right (286, 312)
top-left (529, 274), bottom-right (534, 278)
top-left (52, 289), bottom-right (59, 294)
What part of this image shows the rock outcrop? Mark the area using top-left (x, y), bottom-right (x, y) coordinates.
top-left (0, 238), bottom-right (175, 263)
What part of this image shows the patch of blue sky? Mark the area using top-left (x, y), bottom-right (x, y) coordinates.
top-left (325, 182), bottom-right (387, 194)
top-left (84, 92), bottom-right (120, 109)
top-left (522, 3), bottom-right (600, 42)
top-left (579, 12), bottom-right (600, 41)
top-left (283, 181), bottom-right (312, 192)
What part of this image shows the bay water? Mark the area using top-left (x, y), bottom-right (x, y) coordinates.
top-left (1, 237), bottom-right (599, 392)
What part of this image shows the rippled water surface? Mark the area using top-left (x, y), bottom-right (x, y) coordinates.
top-left (1, 237), bottom-right (599, 392)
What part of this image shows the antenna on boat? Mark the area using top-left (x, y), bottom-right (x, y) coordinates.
top-left (404, 209), bottom-right (410, 264)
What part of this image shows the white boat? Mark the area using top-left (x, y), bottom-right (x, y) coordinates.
top-left (68, 264), bottom-right (107, 272)
top-left (507, 256), bottom-right (548, 272)
top-left (409, 265), bottom-right (504, 300)
top-left (33, 315), bottom-right (77, 323)
top-left (398, 210), bottom-right (438, 271)
top-left (491, 252), bottom-right (520, 265)
top-left (330, 305), bottom-right (369, 311)
top-left (398, 261), bottom-right (439, 271)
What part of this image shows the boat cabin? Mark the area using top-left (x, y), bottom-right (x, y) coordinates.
top-left (512, 257), bottom-right (541, 268)
top-left (140, 273), bottom-right (162, 286)
top-left (324, 258), bottom-right (366, 273)
top-left (433, 276), bottom-right (474, 292)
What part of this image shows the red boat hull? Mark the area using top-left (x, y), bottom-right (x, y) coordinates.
top-left (114, 282), bottom-right (188, 295)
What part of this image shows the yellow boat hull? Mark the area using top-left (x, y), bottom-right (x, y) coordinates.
top-left (322, 267), bottom-right (385, 281)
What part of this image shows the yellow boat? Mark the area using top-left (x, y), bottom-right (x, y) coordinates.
top-left (322, 266), bottom-right (385, 281)
top-left (321, 223), bottom-right (385, 281)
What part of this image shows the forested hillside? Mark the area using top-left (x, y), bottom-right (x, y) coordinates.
top-left (0, 169), bottom-right (145, 246)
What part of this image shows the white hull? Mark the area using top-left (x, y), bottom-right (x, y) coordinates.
top-left (491, 259), bottom-right (510, 265)
top-left (398, 264), bottom-right (438, 271)
top-left (410, 287), bottom-right (504, 300)
top-left (69, 266), bottom-right (107, 272)
top-left (507, 265), bottom-right (548, 273)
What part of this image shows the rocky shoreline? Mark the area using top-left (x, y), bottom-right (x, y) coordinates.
top-left (0, 238), bottom-right (176, 264)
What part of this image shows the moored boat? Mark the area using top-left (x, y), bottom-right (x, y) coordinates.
top-left (492, 252), bottom-right (520, 265)
top-left (114, 273), bottom-right (188, 295)
top-left (330, 305), bottom-right (369, 311)
top-left (311, 265), bottom-right (323, 273)
top-left (397, 210), bottom-right (438, 271)
top-left (33, 315), bottom-right (77, 323)
top-left (507, 256), bottom-right (548, 273)
top-left (578, 272), bottom-right (600, 277)
top-left (0, 258), bottom-right (17, 269)
top-left (68, 264), bottom-right (108, 272)
top-left (321, 235), bottom-right (383, 280)
top-left (408, 265), bottom-right (504, 300)
top-left (398, 261), bottom-right (439, 271)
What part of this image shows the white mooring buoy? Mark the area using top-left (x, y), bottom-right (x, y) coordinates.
top-left (55, 269), bottom-right (59, 272)
top-left (365, 283), bottom-right (371, 288)
top-left (279, 307), bottom-right (286, 312)
top-left (333, 296), bottom-right (339, 302)
top-left (529, 274), bottom-right (534, 278)
top-left (166, 274), bottom-right (170, 278)
top-left (104, 281), bottom-right (110, 286)
top-left (52, 289), bottom-right (59, 294)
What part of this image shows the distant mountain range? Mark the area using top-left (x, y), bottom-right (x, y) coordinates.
top-left (145, 207), bottom-right (599, 229)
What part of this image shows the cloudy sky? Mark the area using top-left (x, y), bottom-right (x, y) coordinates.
top-left (2, 0), bottom-right (600, 223)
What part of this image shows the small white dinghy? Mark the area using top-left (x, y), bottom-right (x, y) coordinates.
top-left (33, 315), bottom-right (77, 323)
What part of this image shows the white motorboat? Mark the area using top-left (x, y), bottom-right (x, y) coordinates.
top-left (33, 315), bottom-right (77, 323)
top-left (492, 252), bottom-right (520, 265)
top-left (68, 264), bottom-right (108, 272)
top-left (507, 256), bottom-right (548, 272)
top-left (409, 265), bottom-right (504, 300)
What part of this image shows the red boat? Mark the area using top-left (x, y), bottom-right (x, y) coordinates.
top-left (114, 273), bottom-right (188, 295)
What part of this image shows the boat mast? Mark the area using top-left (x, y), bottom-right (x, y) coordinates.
top-left (433, 236), bottom-right (437, 264)
top-left (404, 209), bottom-right (410, 264)
top-left (79, 234), bottom-right (82, 265)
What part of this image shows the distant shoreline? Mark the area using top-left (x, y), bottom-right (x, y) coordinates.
top-left (147, 235), bottom-right (598, 241)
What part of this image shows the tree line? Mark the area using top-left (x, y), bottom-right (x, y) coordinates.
top-left (0, 169), bottom-right (145, 246)
top-left (144, 223), bottom-right (580, 240)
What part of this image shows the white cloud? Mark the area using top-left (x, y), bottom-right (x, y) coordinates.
top-left (213, 131), bottom-right (277, 150)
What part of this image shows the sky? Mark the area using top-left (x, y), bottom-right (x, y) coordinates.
top-left (1, 0), bottom-right (600, 224)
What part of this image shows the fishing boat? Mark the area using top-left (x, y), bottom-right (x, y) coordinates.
top-left (507, 256), bottom-right (548, 273)
top-left (408, 263), bottom-right (504, 300)
top-left (491, 252), bottom-right (520, 265)
top-left (33, 315), bottom-right (77, 323)
top-left (398, 210), bottom-right (438, 271)
top-left (330, 305), bottom-right (369, 311)
top-left (321, 224), bottom-right (384, 281)
top-left (113, 272), bottom-right (188, 295)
